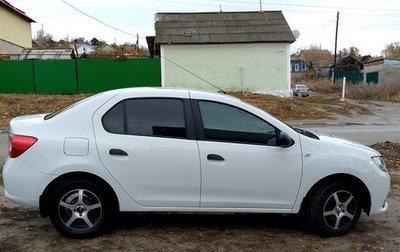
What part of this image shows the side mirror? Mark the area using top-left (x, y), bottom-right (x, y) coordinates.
top-left (278, 131), bottom-right (293, 148)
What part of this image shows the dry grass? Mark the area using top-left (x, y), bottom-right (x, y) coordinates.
top-left (229, 92), bottom-right (331, 120)
top-left (306, 78), bottom-right (342, 94)
top-left (306, 78), bottom-right (400, 102)
top-left (346, 84), bottom-right (400, 101)
top-left (371, 142), bottom-right (400, 173)
top-left (0, 94), bottom-right (89, 126)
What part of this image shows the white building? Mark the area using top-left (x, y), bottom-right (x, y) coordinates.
top-left (155, 11), bottom-right (296, 96)
top-left (363, 58), bottom-right (400, 85)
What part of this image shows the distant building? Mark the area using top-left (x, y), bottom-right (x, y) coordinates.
top-left (0, 0), bottom-right (34, 55)
top-left (155, 11), bottom-right (296, 96)
top-left (363, 58), bottom-right (400, 84)
top-left (333, 55), bottom-right (364, 73)
top-left (290, 54), bottom-right (307, 79)
top-left (72, 43), bottom-right (95, 57)
top-left (299, 49), bottom-right (332, 68)
top-left (298, 49), bottom-right (331, 77)
top-left (13, 48), bottom-right (75, 60)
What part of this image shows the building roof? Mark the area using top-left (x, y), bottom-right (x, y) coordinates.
top-left (15, 48), bottom-right (74, 60)
top-left (299, 49), bottom-right (332, 68)
top-left (155, 11), bottom-right (295, 44)
top-left (0, 0), bottom-right (35, 22)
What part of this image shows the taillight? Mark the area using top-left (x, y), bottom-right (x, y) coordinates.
top-left (8, 134), bottom-right (38, 158)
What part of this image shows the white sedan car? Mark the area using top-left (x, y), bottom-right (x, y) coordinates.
top-left (3, 88), bottom-right (390, 238)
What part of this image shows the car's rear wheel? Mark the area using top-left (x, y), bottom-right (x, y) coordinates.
top-left (309, 182), bottom-right (361, 236)
top-left (48, 179), bottom-right (111, 238)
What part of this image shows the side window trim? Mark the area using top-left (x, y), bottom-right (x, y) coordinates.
top-left (122, 100), bottom-right (128, 135)
top-left (192, 99), bottom-right (279, 146)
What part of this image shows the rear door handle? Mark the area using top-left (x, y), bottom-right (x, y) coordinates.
top-left (207, 154), bottom-right (225, 161)
top-left (109, 149), bottom-right (128, 156)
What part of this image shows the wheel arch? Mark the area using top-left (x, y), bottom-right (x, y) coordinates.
top-left (299, 173), bottom-right (371, 215)
top-left (39, 172), bottom-right (120, 218)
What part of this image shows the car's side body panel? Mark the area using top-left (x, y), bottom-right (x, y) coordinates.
top-left (2, 87), bottom-right (390, 219)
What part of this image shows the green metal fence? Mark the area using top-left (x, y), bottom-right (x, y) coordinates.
top-left (329, 70), bottom-right (364, 84)
top-left (0, 58), bottom-right (161, 94)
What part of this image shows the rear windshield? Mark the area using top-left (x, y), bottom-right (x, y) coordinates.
top-left (44, 93), bottom-right (101, 120)
top-left (296, 84), bottom-right (307, 88)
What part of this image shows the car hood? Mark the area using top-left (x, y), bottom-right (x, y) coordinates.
top-left (316, 133), bottom-right (379, 155)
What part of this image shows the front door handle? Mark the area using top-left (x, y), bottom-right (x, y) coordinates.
top-left (207, 154), bottom-right (225, 161)
top-left (109, 149), bottom-right (128, 156)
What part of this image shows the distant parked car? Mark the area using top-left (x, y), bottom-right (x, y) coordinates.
top-left (292, 84), bottom-right (310, 97)
top-left (3, 88), bottom-right (390, 238)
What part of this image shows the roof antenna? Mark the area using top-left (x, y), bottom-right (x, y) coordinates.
top-left (219, 4), bottom-right (222, 12)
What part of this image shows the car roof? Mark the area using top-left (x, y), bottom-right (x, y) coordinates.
top-left (101, 87), bottom-right (242, 102)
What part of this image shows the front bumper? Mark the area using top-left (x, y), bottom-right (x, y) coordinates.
top-left (366, 168), bottom-right (390, 216)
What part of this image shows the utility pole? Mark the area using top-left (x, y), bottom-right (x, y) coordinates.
top-left (259, 0), bottom-right (263, 12)
top-left (333, 11), bottom-right (339, 84)
top-left (136, 33), bottom-right (139, 58)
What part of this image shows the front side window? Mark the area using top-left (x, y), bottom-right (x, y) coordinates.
top-left (102, 98), bottom-right (186, 138)
top-left (198, 101), bottom-right (277, 145)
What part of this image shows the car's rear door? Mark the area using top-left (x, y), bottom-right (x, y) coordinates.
top-left (93, 91), bottom-right (201, 207)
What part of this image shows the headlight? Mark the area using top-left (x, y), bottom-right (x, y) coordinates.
top-left (372, 156), bottom-right (387, 172)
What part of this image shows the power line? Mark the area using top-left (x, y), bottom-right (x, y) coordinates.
top-left (211, 0), bottom-right (400, 13)
top-left (311, 16), bottom-right (336, 33)
top-left (161, 55), bottom-right (226, 94)
top-left (60, 0), bottom-right (146, 39)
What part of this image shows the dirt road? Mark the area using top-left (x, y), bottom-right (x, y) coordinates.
top-left (0, 182), bottom-right (399, 251)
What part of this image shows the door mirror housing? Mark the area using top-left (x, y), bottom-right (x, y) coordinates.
top-left (278, 131), bottom-right (294, 148)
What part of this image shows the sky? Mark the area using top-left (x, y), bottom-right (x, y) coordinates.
top-left (10, 0), bottom-right (400, 56)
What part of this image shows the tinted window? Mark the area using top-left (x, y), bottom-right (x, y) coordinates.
top-left (125, 99), bottom-right (186, 138)
top-left (102, 102), bottom-right (125, 134)
top-left (103, 98), bottom-right (187, 138)
top-left (199, 101), bottom-right (277, 145)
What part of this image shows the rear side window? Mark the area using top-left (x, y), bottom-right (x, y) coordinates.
top-left (198, 101), bottom-right (277, 145)
top-left (102, 102), bottom-right (124, 134)
top-left (102, 98), bottom-right (186, 138)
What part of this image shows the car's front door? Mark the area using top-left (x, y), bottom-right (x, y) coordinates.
top-left (195, 100), bottom-right (302, 210)
top-left (94, 96), bottom-right (201, 207)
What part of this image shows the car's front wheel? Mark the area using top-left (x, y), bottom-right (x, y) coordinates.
top-left (48, 179), bottom-right (111, 238)
top-left (309, 182), bottom-right (361, 236)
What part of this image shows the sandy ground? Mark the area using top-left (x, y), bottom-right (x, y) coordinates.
top-left (0, 99), bottom-right (400, 251)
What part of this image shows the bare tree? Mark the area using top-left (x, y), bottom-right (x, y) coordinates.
top-left (382, 42), bottom-right (400, 59)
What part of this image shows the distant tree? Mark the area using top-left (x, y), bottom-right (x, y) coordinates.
top-left (382, 42), bottom-right (400, 59)
top-left (349, 47), bottom-right (360, 58)
top-left (339, 46), bottom-right (360, 58)
top-left (294, 44), bottom-right (321, 55)
top-left (90, 42), bottom-right (149, 58)
top-left (34, 28), bottom-right (55, 48)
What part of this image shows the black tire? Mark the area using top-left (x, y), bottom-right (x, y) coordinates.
top-left (48, 179), bottom-right (112, 238)
top-left (309, 182), bottom-right (361, 236)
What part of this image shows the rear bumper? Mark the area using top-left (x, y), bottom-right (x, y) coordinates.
top-left (3, 157), bottom-right (55, 208)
